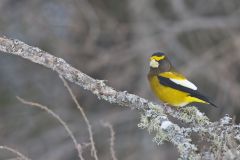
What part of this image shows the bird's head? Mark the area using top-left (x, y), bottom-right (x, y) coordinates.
top-left (149, 51), bottom-right (172, 72)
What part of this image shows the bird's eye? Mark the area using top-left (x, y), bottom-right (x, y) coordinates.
top-left (159, 60), bottom-right (170, 70)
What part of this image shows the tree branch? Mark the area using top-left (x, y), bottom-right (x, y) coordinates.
top-left (0, 36), bottom-right (239, 159)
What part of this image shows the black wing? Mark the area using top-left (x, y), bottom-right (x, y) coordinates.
top-left (158, 76), bottom-right (217, 107)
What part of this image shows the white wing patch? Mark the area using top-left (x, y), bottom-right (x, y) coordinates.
top-left (170, 78), bottom-right (198, 90)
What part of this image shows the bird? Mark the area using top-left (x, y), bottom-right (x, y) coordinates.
top-left (147, 51), bottom-right (217, 108)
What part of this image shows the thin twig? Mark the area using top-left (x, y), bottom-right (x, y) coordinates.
top-left (16, 97), bottom-right (85, 160)
top-left (102, 122), bottom-right (118, 160)
top-left (0, 145), bottom-right (30, 160)
top-left (60, 75), bottom-right (98, 160)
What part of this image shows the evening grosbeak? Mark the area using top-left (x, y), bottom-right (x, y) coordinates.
top-left (148, 51), bottom-right (217, 108)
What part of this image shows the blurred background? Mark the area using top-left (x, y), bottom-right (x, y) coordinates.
top-left (0, 0), bottom-right (240, 159)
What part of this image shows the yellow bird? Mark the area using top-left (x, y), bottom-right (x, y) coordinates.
top-left (148, 51), bottom-right (217, 108)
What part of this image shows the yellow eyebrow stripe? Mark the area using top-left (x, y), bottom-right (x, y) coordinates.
top-left (150, 56), bottom-right (165, 61)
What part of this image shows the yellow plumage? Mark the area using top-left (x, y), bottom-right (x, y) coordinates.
top-left (148, 51), bottom-right (217, 108)
top-left (148, 75), bottom-right (207, 107)
top-left (159, 72), bottom-right (185, 80)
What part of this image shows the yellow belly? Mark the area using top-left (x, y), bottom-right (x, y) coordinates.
top-left (148, 76), bottom-right (206, 107)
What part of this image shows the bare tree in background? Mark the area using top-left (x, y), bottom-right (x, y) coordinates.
top-left (0, 37), bottom-right (240, 160)
top-left (0, 0), bottom-right (240, 159)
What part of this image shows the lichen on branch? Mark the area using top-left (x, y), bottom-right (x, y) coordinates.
top-left (0, 36), bottom-right (240, 159)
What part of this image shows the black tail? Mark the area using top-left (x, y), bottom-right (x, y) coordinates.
top-left (206, 100), bottom-right (218, 108)
top-left (191, 90), bottom-right (218, 108)
top-left (189, 90), bottom-right (218, 108)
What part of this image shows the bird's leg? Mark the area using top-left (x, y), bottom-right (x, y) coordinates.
top-left (163, 103), bottom-right (168, 107)
top-left (178, 106), bottom-right (186, 112)
top-left (162, 103), bottom-right (172, 113)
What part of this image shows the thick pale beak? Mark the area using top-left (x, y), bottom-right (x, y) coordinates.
top-left (150, 59), bottom-right (159, 68)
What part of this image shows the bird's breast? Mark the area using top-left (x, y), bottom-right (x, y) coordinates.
top-left (148, 75), bottom-right (190, 107)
